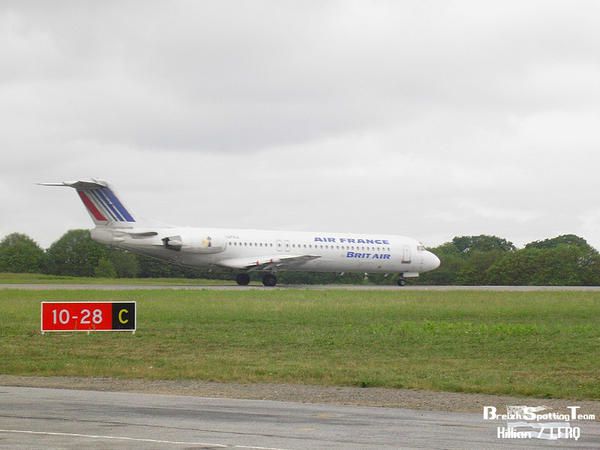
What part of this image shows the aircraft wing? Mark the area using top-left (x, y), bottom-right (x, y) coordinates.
top-left (216, 254), bottom-right (321, 271)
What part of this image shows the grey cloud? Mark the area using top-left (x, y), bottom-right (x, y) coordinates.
top-left (1, 1), bottom-right (600, 249)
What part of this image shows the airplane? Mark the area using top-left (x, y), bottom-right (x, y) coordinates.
top-left (41, 179), bottom-right (440, 286)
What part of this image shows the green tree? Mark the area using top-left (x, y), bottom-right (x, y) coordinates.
top-left (107, 249), bottom-right (139, 278)
top-left (136, 254), bottom-right (188, 278)
top-left (455, 250), bottom-right (506, 285)
top-left (417, 237), bottom-right (514, 285)
top-left (452, 235), bottom-right (516, 254)
top-left (0, 233), bottom-right (45, 273)
top-left (484, 248), bottom-right (540, 285)
top-left (94, 257), bottom-right (117, 278)
top-left (525, 234), bottom-right (592, 251)
top-left (578, 250), bottom-right (600, 285)
top-left (486, 244), bottom-right (600, 286)
top-left (45, 229), bottom-right (107, 276)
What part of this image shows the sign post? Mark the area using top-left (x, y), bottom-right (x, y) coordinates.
top-left (41, 301), bottom-right (136, 334)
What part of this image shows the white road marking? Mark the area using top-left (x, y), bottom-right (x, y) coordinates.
top-left (234, 446), bottom-right (290, 450)
top-left (0, 429), bottom-right (225, 447)
top-left (0, 429), bottom-right (289, 449)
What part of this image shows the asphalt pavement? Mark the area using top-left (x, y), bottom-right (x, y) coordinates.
top-left (1, 386), bottom-right (599, 449)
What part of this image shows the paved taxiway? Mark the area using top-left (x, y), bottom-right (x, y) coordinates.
top-left (1, 386), bottom-right (599, 449)
top-left (3, 283), bottom-right (600, 291)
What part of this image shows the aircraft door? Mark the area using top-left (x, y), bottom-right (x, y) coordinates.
top-left (402, 246), bottom-right (411, 264)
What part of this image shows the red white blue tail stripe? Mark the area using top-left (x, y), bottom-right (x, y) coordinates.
top-left (77, 187), bottom-right (135, 224)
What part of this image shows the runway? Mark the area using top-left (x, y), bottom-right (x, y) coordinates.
top-left (3, 283), bottom-right (600, 291)
top-left (1, 386), bottom-right (599, 449)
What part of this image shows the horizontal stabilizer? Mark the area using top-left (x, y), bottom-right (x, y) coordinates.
top-left (39, 179), bottom-right (136, 226)
top-left (38, 180), bottom-right (108, 190)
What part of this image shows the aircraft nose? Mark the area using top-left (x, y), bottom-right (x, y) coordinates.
top-left (426, 251), bottom-right (441, 271)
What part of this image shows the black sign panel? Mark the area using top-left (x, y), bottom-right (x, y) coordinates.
top-left (111, 302), bottom-right (136, 330)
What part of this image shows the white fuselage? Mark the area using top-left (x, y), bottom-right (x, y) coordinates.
top-left (91, 226), bottom-right (441, 275)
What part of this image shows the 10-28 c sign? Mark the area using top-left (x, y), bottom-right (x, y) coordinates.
top-left (41, 301), bottom-right (136, 333)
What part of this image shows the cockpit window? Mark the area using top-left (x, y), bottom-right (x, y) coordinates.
top-left (417, 244), bottom-right (425, 251)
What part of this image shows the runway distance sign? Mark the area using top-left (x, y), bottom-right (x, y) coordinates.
top-left (41, 301), bottom-right (136, 333)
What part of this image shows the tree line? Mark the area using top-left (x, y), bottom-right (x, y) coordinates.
top-left (1, 230), bottom-right (600, 285)
top-left (414, 234), bottom-right (600, 286)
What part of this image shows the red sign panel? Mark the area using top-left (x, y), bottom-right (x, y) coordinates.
top-left (41, 301), bottom-right (136, 333)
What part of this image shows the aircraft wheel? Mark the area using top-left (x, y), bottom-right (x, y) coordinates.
top-left (397, 278), bottom-right (407, 287)
top-left (262, 273), bottom-right (277, 287)
top-left (236, 273), bottom-right (250, 286)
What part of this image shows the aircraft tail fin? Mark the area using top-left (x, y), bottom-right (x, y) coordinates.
top-left (39, 179), bottom-right (137, 227)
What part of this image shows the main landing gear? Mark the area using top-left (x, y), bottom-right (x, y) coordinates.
top-left (262, 273), bottom-right (277, 287)
top-left (397, 276), bottom-right (407, 287)
top-left (235, 273), bottom-right (278, 287)
top-left (236, 273), bottom-right (250, 286)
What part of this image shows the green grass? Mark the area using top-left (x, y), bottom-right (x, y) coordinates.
top-left (0, 272), bottom-right (223, 285)
top-left (1, 289), bottom-right (600, 400)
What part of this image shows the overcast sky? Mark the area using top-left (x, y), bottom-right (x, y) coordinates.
top-left (1, 1), bottom-right (600, 249)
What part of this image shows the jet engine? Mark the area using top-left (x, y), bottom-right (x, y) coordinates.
top-left (162, 233), bottom-right (226, 254)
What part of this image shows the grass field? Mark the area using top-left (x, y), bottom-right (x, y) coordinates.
top-left (1, 288), bottom-right (600, 400)
top-left (0, 272), bottom-right (223, 285)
